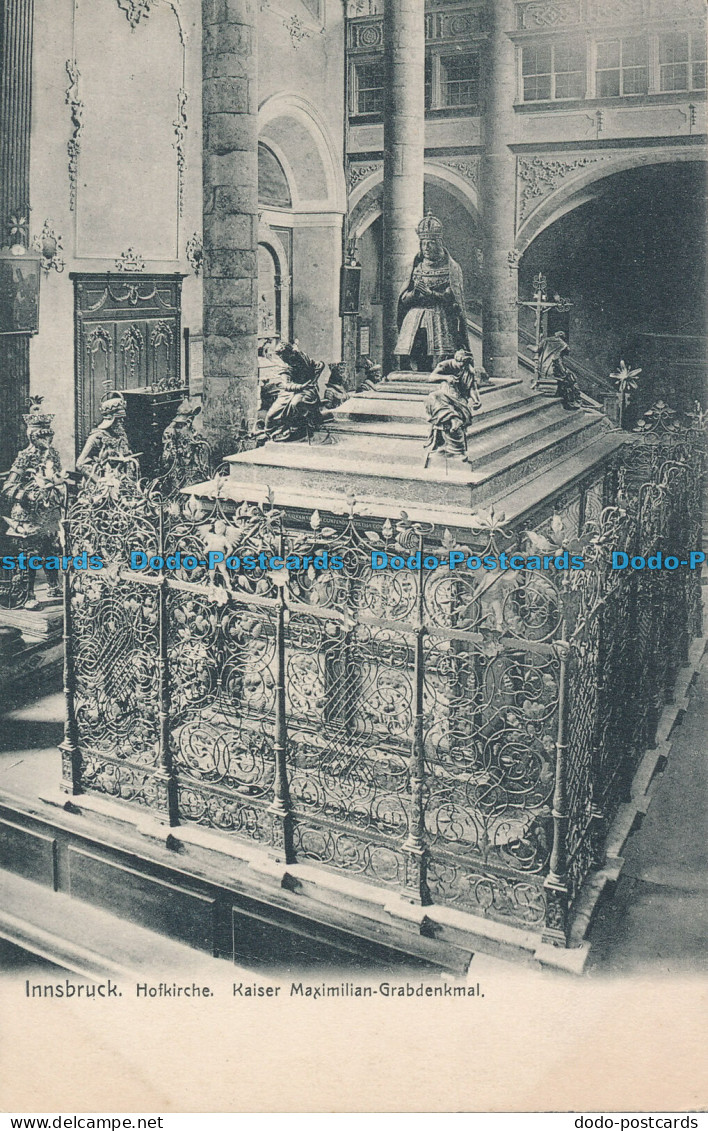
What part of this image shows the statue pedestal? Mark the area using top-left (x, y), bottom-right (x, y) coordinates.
top-left (0, 586), bottom-right (63, 711)
top-left (202, 369), bottom-right (623, 530)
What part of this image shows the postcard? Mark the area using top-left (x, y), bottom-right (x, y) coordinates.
top-left (0, 0), bottom-right (706, 1116)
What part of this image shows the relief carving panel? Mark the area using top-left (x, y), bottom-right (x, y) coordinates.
top-left (517, 154), bottom-right (612, 225)
top-left (517, 2), bottom-right (581, 29)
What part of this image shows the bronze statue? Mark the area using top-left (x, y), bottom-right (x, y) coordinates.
top-left (264, 341), bottom-right (325, 443)
top-left (75, 391), bottom-right (137, 477)
top-left (396, 212), bottom-right (471, 371)
top-left (323, 362), bottom-right (350, 409)
top-left (424, 350), bottom-right (482, 463)
top-left (160, 399), bottom-right (210, 488)
top-left (536, 331), bottom-right (583, 410)
top-left (356, 357), bottom-right (383, 393)
top-left (2, 397), bottom-right (64, 604)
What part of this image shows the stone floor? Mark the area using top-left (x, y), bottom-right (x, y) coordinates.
top-left (0, 658), bottom-right (706, 976)
top-left (585, 655), bottom-right (708, 976)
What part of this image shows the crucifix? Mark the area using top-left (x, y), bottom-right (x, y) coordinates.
top-left (516, 273), bottom-right (572, 388)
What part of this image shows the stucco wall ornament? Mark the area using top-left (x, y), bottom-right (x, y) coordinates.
top-left (518, 155), bottom-right (610, 223)
top-left (186, 233), bottom-right (203, 276)
top-left (117, 0), bottom-right (154, 28)
top-left (283, 15), bottom-right (311, 46)
top-left (116, 0), bottom-right (189, 43)
top-left (32, 220), bottom-right (66, 276)
top-left (428, 156), bottom-right (479, 187)
top-left (65, 60), bottom-right (84, 213)
top-left (115, 248), bottom-right (146, 272)
top-left (518, 2), bottom-right (580, 29)
top-left (348, 161), bottom-right (383, 192)
top-left (173, 88), bottom-right (188, 217)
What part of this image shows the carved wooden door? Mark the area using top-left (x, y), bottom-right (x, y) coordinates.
top-left (72, 273), bottom-right (183, 453)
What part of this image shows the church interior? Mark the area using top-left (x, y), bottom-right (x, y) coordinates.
top-left (0, 0), bottom-right (706, 980)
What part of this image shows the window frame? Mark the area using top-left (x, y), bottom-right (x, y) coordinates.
top-left (350, 56), bottom-right (385, 118)
top-left (595, 36), bottom-right (649, 98)
top-left (658, 31), bottom-right (706, 93)
top-left (438, 50), bottom-right (481, 109)
top-left (520, 38), bottom-right (587, 103)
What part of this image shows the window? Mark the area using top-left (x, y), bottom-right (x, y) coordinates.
top-left (425, 54), bottom-right (433, 110)
top-left (659, 32), bottom-right (706, 92)
top-left (353, 60), bottom-right (384, 115)
top-left (522, 40), bottom-right (585, 102)
top-left (440, 52), bottom-right (480, 108)
top-left (596, 38), bottom-right (648, 97)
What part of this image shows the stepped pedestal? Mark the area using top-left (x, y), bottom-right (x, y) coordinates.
top-left (0, 585), bottom-right (64, 711)
top-left (201, 371), bottom-right (626, 530)
top-left (0, 588), bottom-right (63, 640)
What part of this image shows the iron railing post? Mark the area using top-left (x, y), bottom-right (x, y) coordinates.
top-left (402, 533), bottom-right (430, 904)
top-left (269, 529), bottom-right (294, 863)
top-left (151, 499), bottom-right (178, 824)
top-left (543, 629), bottom-right (571, 946)
top-left (59, 517), bottom-right (81, 795)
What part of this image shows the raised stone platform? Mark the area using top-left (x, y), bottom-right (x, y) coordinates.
top-left (0, 586), bottom-right (63, 712)
top-left (215, 372), bottom-right (626, 526)
top-left (0, 592), bottom-right (63, 640)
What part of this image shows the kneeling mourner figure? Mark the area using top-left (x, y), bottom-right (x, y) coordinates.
top-left (425, 349), bottom-right (483, 465)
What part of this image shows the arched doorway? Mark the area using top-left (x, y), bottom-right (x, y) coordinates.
top-left (518, 161), bottom-right (707, 418)
top-left (258, 94), bottom-right (346, 361)
top-left (257, 143), bottom-right (293, 345)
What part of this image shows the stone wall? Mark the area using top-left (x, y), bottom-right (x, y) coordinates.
top-left (27, 0), bottom-right (204, 466)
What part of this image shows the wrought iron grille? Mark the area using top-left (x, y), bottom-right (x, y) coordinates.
top-left (59, 403), bottom-right (706, 945)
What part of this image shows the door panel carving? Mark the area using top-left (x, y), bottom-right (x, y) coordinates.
top-left (73, 273), bottom-right (184, 453)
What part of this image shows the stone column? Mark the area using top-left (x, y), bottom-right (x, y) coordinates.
top-left (0, 0), bottom-right (34, 469)
top-left (201, 0), bottom-right (259, 457)
top-left (480, 0), bottom-right (518, 381)
top-left (381, 0), bottom-right (424, 375)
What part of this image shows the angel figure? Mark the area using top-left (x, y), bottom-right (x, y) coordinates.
top-left (199, 519), bottom-right (237, 592)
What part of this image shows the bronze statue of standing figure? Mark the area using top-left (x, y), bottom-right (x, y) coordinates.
top-left (1, 397), bottom-right (64, 605)
top-left (396, 212), bottom-right (471, 371)
top-left (75, 391), bottom-right (138, 478)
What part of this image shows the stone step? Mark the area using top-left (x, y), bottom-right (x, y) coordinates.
top-left (315, 400), bottom-right (580, 469)
top-left (213, 427), bottom-right (627, 533)
top-left (227, 411), bottom-right (608, 512)
top-left (379, 372), bottom-right (520, 394)
top-left (326, 390), bottom-right (565, 443)
top-left (465, 401), bottom-right (587, 470)
top-left (492, 431), bottom-right (627, 524)
top-left (469, 413), bottom-right (609, 506)
top-left (329, 380), bottom-right (539, 427)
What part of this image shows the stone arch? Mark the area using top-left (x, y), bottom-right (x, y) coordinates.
top-left (349, 166), bottom-right (482, 306)
top-left (258, 142), bottom-right (293, 210)
top-left (258, 93), bottom-right (347, 214)
top-left (516, 148), bottom-right (708, 254)
top-left (348, 160), bottom-right (480, 236)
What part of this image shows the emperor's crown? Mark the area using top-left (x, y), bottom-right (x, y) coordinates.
top-left (22, 395), bottom-right (54, 429)
top-left (100, 391), bottom-right (127, 418)
top-left (417, 211), bottom-right (443, 238)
